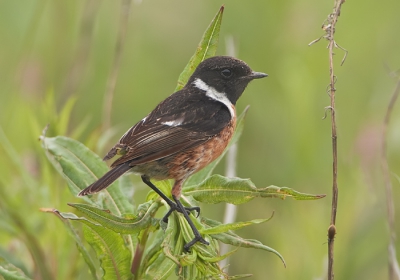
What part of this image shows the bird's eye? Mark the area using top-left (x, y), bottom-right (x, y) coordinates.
top-left (221, 69), bottom-right (232, 78)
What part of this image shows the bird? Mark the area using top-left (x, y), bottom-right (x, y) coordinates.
top-left (78, 56), bottom-right (268, 251)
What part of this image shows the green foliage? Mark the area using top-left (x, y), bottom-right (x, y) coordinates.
top-left (185, 175), bottom-right (325, 204)
top-left (0, 5), bottom-right (329, 279)
top-left (41, 106), bottom-right (313, 279)
top-left (37, 68), bottom-right (324, 279)
top-left (0, 258), bottom-right (32, 280)
top-left (41, 208), bottom-right (98, 278)
top-left (41, 135), bottom-right (135, 214)
top-left (7, 2), bottom-right (393, 279)
top-left (175, 6), bottom-right (224, 91)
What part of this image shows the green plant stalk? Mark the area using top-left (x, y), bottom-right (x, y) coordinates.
top-left (132, 201), bottom-right (162, 279)
top-left (132, 228), bottom-right (150, 279)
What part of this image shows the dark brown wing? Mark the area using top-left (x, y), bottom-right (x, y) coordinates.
top-left (106, 89), bottom-right (232, 168)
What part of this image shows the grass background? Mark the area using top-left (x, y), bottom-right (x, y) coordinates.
top-left (1, 0), bottom-right (400, 279)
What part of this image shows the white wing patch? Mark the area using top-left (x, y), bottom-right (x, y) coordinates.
top-left (193, 78), bottom-right (234, 118)
top-left (161, 118), bottom-right (184, 127)
top-left (162, 119), bottom-right (183, 126)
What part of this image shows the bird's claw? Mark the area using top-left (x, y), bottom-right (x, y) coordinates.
top-left (162, 203), bottom-right (200, 223)
top-left (183, 235), bottom-right (209, 252)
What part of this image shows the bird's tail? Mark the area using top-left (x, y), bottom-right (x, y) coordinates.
top-left (78, 163), bottom-right (132, 196)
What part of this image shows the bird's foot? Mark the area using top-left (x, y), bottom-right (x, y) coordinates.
top-left (183, 234), bottom-right (209, 252)
top-left (162, 202), bottom-right (200, 223)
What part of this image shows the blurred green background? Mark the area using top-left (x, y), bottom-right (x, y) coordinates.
top-left (1, 0), bottom-right (400, 279)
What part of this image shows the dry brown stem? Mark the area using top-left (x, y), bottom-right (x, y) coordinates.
top-left (309, 1), bottom-right (347, 279)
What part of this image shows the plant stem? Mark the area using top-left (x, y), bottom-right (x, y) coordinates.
top-left (381, 79), bottom-right (400, 280)
top-left (220, 35), bottom-right (238, 272)
top-left (326, 1), bottom-right (346, 279)
top-left (102, 0), bottom-right (132, 132)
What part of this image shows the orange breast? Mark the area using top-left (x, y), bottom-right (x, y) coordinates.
top-left (166, 112), bottom-right (237, 180)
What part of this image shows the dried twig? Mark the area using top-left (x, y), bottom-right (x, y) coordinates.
top-left (381, 77), bottom-right (400, 280)
top-left (102, 0), bottom-right (133, 132)
top-left (309, 3), bottom-right (348, 67)
top-left (310, 1), bottom-right (347, 279)
top-left (326, 2), bottom-right (346, 279)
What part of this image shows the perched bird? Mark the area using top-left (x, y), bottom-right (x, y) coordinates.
top-left (79, 56), bottom-right (267, 251)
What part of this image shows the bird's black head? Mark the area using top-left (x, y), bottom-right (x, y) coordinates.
top-left (187, 56), bottom-right (267, 105)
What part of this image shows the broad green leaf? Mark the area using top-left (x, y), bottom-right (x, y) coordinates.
top-left (41, 136), bottom-right (134, 215)
top-left (0, 258), bottom-right (32, 280)
top-left (82, 223), bottom-right (132, 280)
top-left (175, 6), bottom-right (224, 91)
top-left (142, 252), bottom-right (175, 280)
top-left (184, 106), bottom-right (249, 187)
top-left (48, 203), bottom-right (132, 280)
top-left (0, 248), bottom-right (28, 278)
top-left (184, 174), bottom-right (325, 204)
top-left (41, 208), bottom-right (98, 279)
top-left (202, 217), bottom-right (286, 267)
top-left (68, 202), bottom-right (160, 234)
top-left (199, 217), bottom-right (273, 235)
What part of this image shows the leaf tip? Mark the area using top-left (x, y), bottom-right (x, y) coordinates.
top-left (39, 207), bottom-right (55, 213)
top-left (243, 105), bottom-right (250, 115)
top-left (39, 124), bottom-right (50, 142)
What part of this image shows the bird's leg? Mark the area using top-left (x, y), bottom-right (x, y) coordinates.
top-left (141, 176), bottom-right (207, 250)
top-left (172, 195), bottom-right (209, 251)
top-left (140, 175), bottom-right (200, 223)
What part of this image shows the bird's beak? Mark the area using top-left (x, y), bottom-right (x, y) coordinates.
top-left (250, 71), bottom-right (268, 79)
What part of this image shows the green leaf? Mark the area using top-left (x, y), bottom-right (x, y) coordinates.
top-left (40, 135), bottom-right (134, 215)
top-left (228, 274), bottom-right (253, 279)
top-left (140, 230), bottom-right (165, 277)
top-left (175, 5), bottom-right (224, 91)
top-left (184, 106), bottom-right (249, 187)
top-left (68, 202), bottom-right (160, 234)
top-left (0, 258), bottom-right (32, 280)
top-left (82, 223), bottom-right (132, 280)
top-left (199, 216), bottom-right (273, 235)
top-left (162, 214), bottom-right (184, 266)
top-left (146, 180), bottom-right (173, 202)
top-left (200, 248), bottom-right (238, 263)
top-left (142, 252), bottom-right (175, 280)
top-left (202, 217), bottom-right (286, 267)
top-left (143, 215), bottom-right (179, 280)
top-left (184, 174), bottom-right (325, 204)
top-left (173, 214), bottom-right (228, 279)
top-left (41, 208), bottom-right (98, 279)
top-left (47, 207), bottom-right (132, 280)
top-left (42, 209), bottom-right (101, 227)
